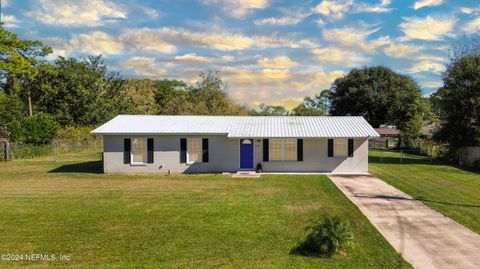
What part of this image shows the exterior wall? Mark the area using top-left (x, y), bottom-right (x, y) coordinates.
top-left (103, 135), bottom-right (239, 174)
top-left (103, 135), bottom-right (369, 174)
top-left (254, 138), bottom-right (368, 173)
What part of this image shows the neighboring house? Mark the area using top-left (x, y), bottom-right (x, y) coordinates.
top-left (92, 115), bottom-right (379, 174)
top-left (421, 122), bottom-right (440, 138)
top-left (371, 127), bottom-right (400, 149)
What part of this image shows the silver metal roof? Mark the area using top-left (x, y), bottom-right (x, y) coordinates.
top-left (92, 115), bottom-right (380, 138)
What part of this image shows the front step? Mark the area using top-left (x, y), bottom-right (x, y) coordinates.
top-left (232, 171), bottom-right (261, 178)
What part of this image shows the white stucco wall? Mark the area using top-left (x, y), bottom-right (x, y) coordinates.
top-left (102, 135), bottom-right (369, 174)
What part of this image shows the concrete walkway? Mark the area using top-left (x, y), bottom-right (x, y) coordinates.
top-left (329, 175), bottom-right (480, 269)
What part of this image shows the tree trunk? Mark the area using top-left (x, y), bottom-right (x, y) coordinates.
top-left (27, 89), bottom-right (33, 116)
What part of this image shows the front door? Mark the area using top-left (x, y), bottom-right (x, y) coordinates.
top-left (240, 139), bottom-right (254, 169)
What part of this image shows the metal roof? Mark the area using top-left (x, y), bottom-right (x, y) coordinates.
top-left (92, 115), bottom-right (380, 138)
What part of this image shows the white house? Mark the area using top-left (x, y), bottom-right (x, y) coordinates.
top-left (92, 115), bottom-right (379, 174)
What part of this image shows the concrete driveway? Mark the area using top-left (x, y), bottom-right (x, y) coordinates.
top-left (329, 175), bottom-right (480, 269)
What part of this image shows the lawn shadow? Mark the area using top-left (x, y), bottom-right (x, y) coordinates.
top-left (49, 161), bottom-right (103, 174)
top-left (354, 194), bottom-right (480, 208)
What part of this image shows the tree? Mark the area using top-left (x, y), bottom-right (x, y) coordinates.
top-left (0, 24), bottom-right (52, 116)
top-left (292, 103), bottom-right (325, 116)
top-left (154, 79), bottom-right (188, 114)
top-left (250, 103), bottom-right (289, 116)
top-left (292, 90), bottom-right (332, 116)
top-left (32, 56), bottom-right (131, 126)
top-left (154, 72), bottom-right (248, 115)
top-left (0, 92), bottom-right (25, 131)
top-left (123, 79), bottom-right (167, 115)
top-left (9, 112), bottom-right (59, 144)
top-left (434, 54), bottom-right (480, 148)
top-left (330, 66), bottom-right (423, 148)
top-left (302, 89), bottom-right (332, 115)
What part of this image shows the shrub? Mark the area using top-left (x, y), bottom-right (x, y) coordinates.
top-left (9, 113), bottom-right (59, 145)
top-left (56, 126), bottom-right (95, 140)
top-left (291, 216), bottom-right (353, 257)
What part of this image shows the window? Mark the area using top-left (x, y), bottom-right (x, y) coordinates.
top-left (187, 138), bottom-right (202, 163)
top-left (334, 139), bottom-right (347, 157)
top-left (132, 138), bottom-right (147, 164)
top-left (269, 139), bottom-right (297, 161)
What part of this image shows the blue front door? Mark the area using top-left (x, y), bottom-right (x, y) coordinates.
top-left (240, 139), bottom-right (254, 169)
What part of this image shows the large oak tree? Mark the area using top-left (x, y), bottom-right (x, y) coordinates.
top-left (329, 66), bottom-right (423, 148)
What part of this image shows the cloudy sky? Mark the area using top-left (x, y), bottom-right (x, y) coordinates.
top-left (3, 0), bottom-right (480, 108)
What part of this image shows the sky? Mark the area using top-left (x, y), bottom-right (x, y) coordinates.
top-left (3, 0), bottom-right (480, 109)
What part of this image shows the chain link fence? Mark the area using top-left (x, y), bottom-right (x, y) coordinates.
top-left (2, 138), bottom-right (103, 161)
top-left (369, 149), bottom-right (437, 165)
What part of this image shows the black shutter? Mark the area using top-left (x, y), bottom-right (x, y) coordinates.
top-left (328, 139), bottom-right (334, 157)
top-left (202, 138), bottom-right (209, 162)
top-left (124, 138), bottom-right (131, 164)
top-left (297, 139), bottom-right (303, 161)
top-left (263, 139), bottom-right (269, 162)
top-left (348, 139), bottom-right (354, 157)
top-left (180, 138), bottom-right (187, 163)
top-left (147, 138), bottom-right (154, 163)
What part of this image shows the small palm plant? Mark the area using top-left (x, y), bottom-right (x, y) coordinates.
top-left (291, 215), bottom-right (354, 257)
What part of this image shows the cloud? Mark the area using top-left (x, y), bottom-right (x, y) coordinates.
top-left (120, 27), bottom-right (316, 52)
top-left (313, 0), bottom-right (352, 20)
top-left (384, 43), bottom-right (445, 61)
top-left (399, 16), bottom-right (456, 41)
top-left (258, 56), bottom-right (297, 68)
top-left (464, 18), bottom-right (480, 34)
top-left (323, 26), bottom-right (390, 53)
top-left (119, 28), bottom-right (177, 54)
top-left (413, 0), bottom-right (444, 10)
top-left (458, 6), bottom-right (480, 15)
top-left (120, 57), bottom-right (166, 79)
top-left (26, 0), bottom-right (126, 26)
top-left (220, 68), bottom-right (344, 108)
top-left (2, 14), bottom-right (20, 27)
top-left (254, 16), bottom-right (303, 26)
top-left (313, 0), bottom-right (392, 20)
top-left (120, 57), bottom-right (156, 69)
top-left (201, 0), bottom-right (268, 19)
top-left (312, 48), bottom-right (368, 67)
top-left (384, 43), bottom-right (422, 58)
top-left (175, 53), bottom-right (213, 63)
top-left (354, 0), bottom-right (392, 13)
top-left (46, 31), bottom-right (123, 57)
top-left (407, 61), bottom-right (444, 73)
top-left (419, 79), bottom-right (443, 88)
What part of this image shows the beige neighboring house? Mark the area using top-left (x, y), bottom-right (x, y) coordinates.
top-left (92, 115), bottom-right (379, 174)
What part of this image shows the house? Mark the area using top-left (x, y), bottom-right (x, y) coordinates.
top-left (92, 115), bottom-right (379, 174)
top-left (371, 127), bottom-right (400, 149)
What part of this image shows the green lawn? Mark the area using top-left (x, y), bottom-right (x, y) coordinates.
top-left (0, 150), bottom-right (409, 268)
top-left (369, 149), bottom-right (480, 234)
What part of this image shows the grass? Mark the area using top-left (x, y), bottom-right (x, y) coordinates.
top-left (0, 150), bottom-right (409, 268)
top-left (369, 149), bottom-right (480, 234)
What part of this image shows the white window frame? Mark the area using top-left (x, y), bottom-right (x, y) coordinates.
top-left (269, 139), bottom-right (297, 161)
top-left (131, 137), bottom-right (148, 165)
top-left (334, 139), bottom-right (348, 157)
top-left (187, 138), bottom-right (203, 164)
